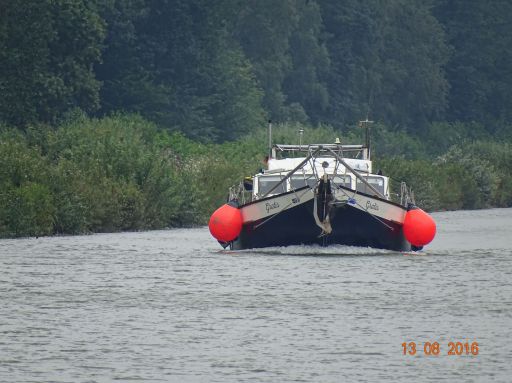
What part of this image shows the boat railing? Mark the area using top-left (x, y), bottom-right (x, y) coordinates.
top-left (387, 179), bottom-right (415, 207)
top-left (227, 145), bottom-right (416, 208)
top-left (229, 171), bottom-right (415, 208)
top-left (272, 143), bottom-right (368, 161)
top-left (228, 181), bottom-right (252, 205)
top-left (257, 146), bottom-right (385, 200)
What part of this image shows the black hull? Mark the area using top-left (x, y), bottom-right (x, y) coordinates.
top-left (231, 198), bottom-right (411, 252)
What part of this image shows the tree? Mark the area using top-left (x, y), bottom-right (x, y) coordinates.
top-left (232, 0), bottom-right (298, 121)
top-left (282, 0), bottom-right (330, 124)
top-left (376, 0), bottom-right (449, 131)
top-left (95, 0), bottom-right (172, 127)
top-left (319, 0), bottom-right (449, 131)
top-left (97, 0), bottom-right (265, 141)
top-left (0, 0), bottom-right (105, 126)
top-left (434, 0), bottom-right (512, 129)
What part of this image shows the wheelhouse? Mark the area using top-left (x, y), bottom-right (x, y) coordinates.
top-left (253, 171), bottom-right (389, 200)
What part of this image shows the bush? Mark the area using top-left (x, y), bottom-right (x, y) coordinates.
top-left (0, 183), bottom-right (54, 237)
top-left (1, 115), bottom-right (511, 237)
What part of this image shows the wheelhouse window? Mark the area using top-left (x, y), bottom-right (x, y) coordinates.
top-left (332, 175), bottom-right (352, 189)
top-left (258, 175), bottom-right (286, 196)
top-left (356, 176), bottom-right (385, 195)
top-left (290, 175), bottom-right (317, 190)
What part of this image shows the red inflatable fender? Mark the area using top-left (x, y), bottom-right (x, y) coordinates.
top-left (208, 204), bottom-right (243, 242)
top-left (403, 208), bottom-right (436, 247)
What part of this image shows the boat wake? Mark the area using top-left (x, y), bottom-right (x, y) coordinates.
top-left (222, 244), bottom-right (396, 257)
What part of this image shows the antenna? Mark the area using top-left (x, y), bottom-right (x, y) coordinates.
top-left (268, 120), bottom-right (272, 158)
top-left (359, 118), bottom-right (374, 160)
top-left (362, 77), bottom-right (375, 160)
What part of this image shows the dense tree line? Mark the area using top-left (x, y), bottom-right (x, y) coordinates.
top-left (2, 1), bottom-right (512, 237)
top-left (2, 0), bottom-right (512, 138)
top-left (1, 114), bottom-right (511, 237)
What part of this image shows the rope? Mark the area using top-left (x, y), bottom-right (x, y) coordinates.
top-left (312, 184), bottom-right (332, 236)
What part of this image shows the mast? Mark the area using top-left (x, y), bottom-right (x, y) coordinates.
top-left (359, 118), bottom-right (373, 160)
top-left (268, 119), bottom-right (272, 158)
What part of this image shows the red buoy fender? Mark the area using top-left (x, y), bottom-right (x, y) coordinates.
top-left (403, 208), bottom-right (436, 247)
top-left (208, 204), bottom-right (243, 242)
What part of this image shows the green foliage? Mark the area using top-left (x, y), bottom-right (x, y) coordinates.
top-left (320, 0), bottom-right (449, 131)
top-left (2, 0), bottom-right (512, 138)
top-left (0, 131), bottom-right (55, 236)
top-left (282, 1), bottom-right (330, 123)
top-left (96, 0), bottom-right (265, 142)
top-left (0, 115), bottom-right (202, 237)
top-left (0, 183), bottom-right (55, 237)
top-left (421, 122), bottom-right (491, 156)
top-left (233, 0), bottom-right (298, 121)
top-left (2, 1), bottom-right (512, 238)
top-left (244, 122), bottom-right (340, 149)
top-left (377, 138), bottom-right (512, 212)
top-left (434, 0), bottom-right (512, 127)
top-left (0, 0), bottom-right (105, 126)
top-left (1, 114), bottom-right (512, 237)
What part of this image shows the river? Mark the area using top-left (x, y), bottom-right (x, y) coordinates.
top-left (1, 208), bottom-right (511, 382)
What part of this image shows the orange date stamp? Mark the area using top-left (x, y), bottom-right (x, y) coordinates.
top-left (402, 341), bottom-right (479, 356)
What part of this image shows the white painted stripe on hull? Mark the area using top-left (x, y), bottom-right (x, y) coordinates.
top-left (241, 189), bottom-right (315, 223)
top-left (241, 188), bottom-right (407, 225)
top-left (344, 192), bottom-right (407, 224)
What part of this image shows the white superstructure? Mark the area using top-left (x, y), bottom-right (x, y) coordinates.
top-left (253, 150), bottom-right (389, 201)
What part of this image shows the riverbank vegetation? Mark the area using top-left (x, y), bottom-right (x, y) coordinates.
top-left (1, 1), bottom-right (512, 237)
top-left (1, 114), bottom-right (511, 238)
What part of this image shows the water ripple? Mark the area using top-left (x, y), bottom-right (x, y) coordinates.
top-left (1, 210), bottom-right (512, 382)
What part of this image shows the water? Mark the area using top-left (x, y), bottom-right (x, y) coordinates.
top-left (1, 208), bottom-right (511, 382)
